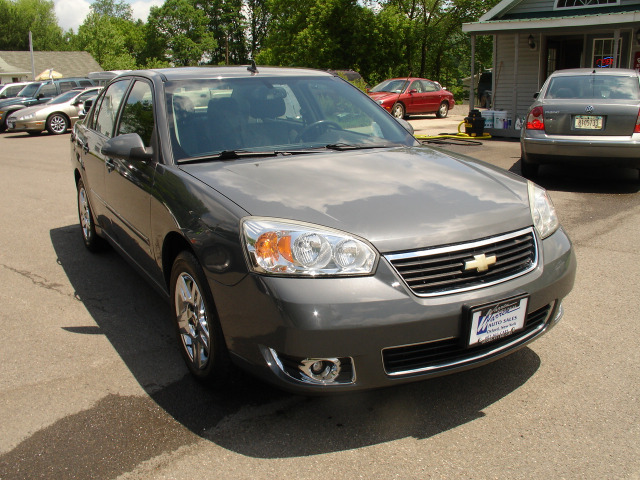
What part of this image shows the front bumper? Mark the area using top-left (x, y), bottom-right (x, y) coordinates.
top-left (212, 227), bottom-right (576, 393)
top-left (6, 118), bottom-right (45, 133)
top-left (522, 131), bottom-right (640, 167)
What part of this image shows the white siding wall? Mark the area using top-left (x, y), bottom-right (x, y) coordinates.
top-left (491, 33), bottom-right (541, 134)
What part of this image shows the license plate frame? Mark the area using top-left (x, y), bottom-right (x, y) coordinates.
top-left (467, 296), bottom-right (528, 347)
top-left (574, 115), bottom-right (603, 130)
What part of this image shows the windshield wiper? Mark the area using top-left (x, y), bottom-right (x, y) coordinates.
top-left (323, 143), bottom-right (395, 151)
top-left (179, 149), bottom-right (324, 164)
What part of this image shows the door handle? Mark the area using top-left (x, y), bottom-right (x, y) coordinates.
top-left (106, 158), bottom-right (116, 173)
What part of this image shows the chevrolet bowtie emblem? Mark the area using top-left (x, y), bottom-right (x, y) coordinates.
top-left (465, 254), bottom-right (497, 273)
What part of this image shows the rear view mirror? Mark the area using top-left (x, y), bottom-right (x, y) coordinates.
top-left (395, 117), bottom-right (414, 135)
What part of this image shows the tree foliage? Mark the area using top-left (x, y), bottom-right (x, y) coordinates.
top-left (0, 0), bottom-right (65, 50)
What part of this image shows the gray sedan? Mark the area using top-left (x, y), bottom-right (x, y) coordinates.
top-left (71, 67), bottom-right (575, 393)
top-left (520, 68), bottom-right (640, 177)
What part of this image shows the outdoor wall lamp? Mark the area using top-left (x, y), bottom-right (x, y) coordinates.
top-left (528, 34), bottom-right (536, 50)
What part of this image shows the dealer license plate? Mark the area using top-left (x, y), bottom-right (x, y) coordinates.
top-left (574, 115), bottom-right (603, 130)
top-left (468, 297), bottom-right (528, 346)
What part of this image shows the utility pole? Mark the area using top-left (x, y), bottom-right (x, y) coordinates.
top-left (29, 31), bottom-right (35, 80)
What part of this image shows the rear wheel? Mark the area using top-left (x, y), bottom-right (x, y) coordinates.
top-left (77, 178), bottom-right (105, 252)
top-left (170, 251), bottom-right (231, 385)
top-left (46, 113), bottom-right (68, 135)
top-left (520, 148), bottom-right (539, 178)
top-left (436, 102), bottom-right (449, 118)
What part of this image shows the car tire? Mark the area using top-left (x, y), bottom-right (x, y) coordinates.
top-left (391, 103), bottom-right (405, 119)
top-left (77, 178), bottom-right (106, 252)
top-left (520, 149), bottom-right (539, 178)
top-left (170, 251), bottom-right (232, 385)
top-left (436, 102), bottom-right (449, 118)
top-left (46, 113), bottom-right (69, 135)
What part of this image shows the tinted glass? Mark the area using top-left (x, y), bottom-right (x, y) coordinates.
top-left (370, 79), bottom-right (411, 93)
top-left (94, 80), bottom-right (130, 137)
top-left (59, 81), bottom-right (76, 93)
top-left (17, 83), bottom-right (40, 97)
top-left (48, 90), bottom-right (81, 105)
top-left (546, 74), bottom-right (640, 100)
top-left (165, 76), bottom-right (416, 161)
top-left (38, 83), bottom-right (57, 97)
top-left (118, 81), bottom-right (154, 147)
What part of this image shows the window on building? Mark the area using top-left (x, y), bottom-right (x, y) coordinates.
top-left (556, 0), bottom-right (619, 8)
top-left (592, 38), bottom-right (622, 68)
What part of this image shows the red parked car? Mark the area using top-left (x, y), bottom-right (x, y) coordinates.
top-left (368, 77), bottom-right (455, 119)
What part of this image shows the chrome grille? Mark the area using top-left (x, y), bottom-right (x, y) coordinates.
top-left (383, 303), bottom-right (553, 376)
top-left (385, 228), bottom-right (538, 297)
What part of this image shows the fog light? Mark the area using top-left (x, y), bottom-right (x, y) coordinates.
top-left (300, 358), bottom-right (341, 383)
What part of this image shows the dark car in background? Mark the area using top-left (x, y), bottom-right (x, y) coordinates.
top-left (520, 68), bottom-right (640, 178)
top-left (71, 66), bottom-right (575, 393)
top-left (0, 77), bottom-right (95, 131)
top-left (368, 77), bottom-right (455, 119)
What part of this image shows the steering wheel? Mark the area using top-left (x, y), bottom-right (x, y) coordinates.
top-left (297, 120), bottom-right (342, 142)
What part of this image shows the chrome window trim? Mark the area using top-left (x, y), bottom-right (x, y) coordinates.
top-left (384, 227), bottom-right (539, 298)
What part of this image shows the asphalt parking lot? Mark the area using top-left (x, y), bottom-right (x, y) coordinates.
top-left (0, 123), bottom-right (639, 479)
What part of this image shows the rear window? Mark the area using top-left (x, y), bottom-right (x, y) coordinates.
top-left (545, 75), bottom-right (640, 100)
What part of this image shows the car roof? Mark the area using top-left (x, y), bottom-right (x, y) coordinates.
top-left (116, 66), bottom-right (335, 81)
top-left (549, 68), bottom-right (640, 77)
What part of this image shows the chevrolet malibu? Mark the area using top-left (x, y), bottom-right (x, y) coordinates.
top-left (71, 66), bottom-right (575, 393)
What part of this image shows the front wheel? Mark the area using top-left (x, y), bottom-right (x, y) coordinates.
top-left (436, 102), bottom-right (449, 118)
top-left (391, 103), bottom-right (405, 119)
top-left (170, 251), bottom-right (231, 385)
top-left (46, 114), bottom-right (69, 135)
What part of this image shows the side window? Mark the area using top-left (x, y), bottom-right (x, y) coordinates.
top-left (94, 80), bottom-right (130, 138)
top-left (117, 80), bottom-right (155, 147)
top-left (424, 81), bottom-right (439, 92)
top-left (59, 81), bottom-right (75, 93)
top-left (38, 83), bottom-right (57, 97)
top-left (79, 80), bottom-right (93, 87)
top-left (412, 81), bottom-right (425, 93)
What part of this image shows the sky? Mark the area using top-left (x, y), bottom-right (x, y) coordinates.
top-left (54, 0), bottom-right (164, 32)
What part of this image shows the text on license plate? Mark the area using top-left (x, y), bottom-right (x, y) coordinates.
top-left (469, 297), bottom-right (528, 346)
top-left (574, 115), bottom-right (603, 130)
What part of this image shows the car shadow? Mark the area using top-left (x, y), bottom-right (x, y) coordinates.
top-left (46, 224), bottom-right (541, 460)
top-left (510, 159), bottom-right (640, 194)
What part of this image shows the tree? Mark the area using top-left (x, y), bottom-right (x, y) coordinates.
top-left (71, 0), bottom-right (143, 69)
top-left (196, 0), bottom-right (248, 65)
top-left (0, 0), bottom-right (65, 50)
top-left (146, 0), bottom-right (217, 67)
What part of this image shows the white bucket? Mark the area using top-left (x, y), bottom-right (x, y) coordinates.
top-left (493, 111), bottom-right (508, 129)
top-left (481, 110), bottom-right (494, 129)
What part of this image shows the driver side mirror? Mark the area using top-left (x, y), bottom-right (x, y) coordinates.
top-left (395, 117), bottom-right (414, 135)
top-left (79, 99), bottom-right (93, 119)
top-left (101, 133), bottom-right (153, 162)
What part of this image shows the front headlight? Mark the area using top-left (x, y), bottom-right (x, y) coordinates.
top-left (528, 181), bottom-right (559, 239)
top-left (242, 218), bottom-right (378, 276)
top-left (18, 113), bottom-right (35, 121)
top-left (376, 99), bottom-right (384, 105)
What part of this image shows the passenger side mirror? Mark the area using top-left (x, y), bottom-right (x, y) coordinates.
top-left (533, 92), bottom-right (539, 99)
top-left (409, 89), bottom-right (418, 94)
top-left (101, 133), bottom-right (153, 161)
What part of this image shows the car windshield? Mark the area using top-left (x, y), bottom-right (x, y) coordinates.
top-left (17, 83), bottom-right (41, 98)
top-left (545, 74), bottom-right (640, 100)
top-left (47, 90), bottom-right (81, 105)
top-left (369, 79), bottom-right (410, 94)
top-left (165, 76), bottom-right (416, 161)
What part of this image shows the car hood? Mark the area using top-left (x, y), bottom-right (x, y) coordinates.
top-left (368, 92), bottom-right (399, 102)
top-left (181, 147), bottom-right (532, 253)
top-left (8, 104), bottom-right (45, 118)
top-left (0, 97), bottom-right (27, 108)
